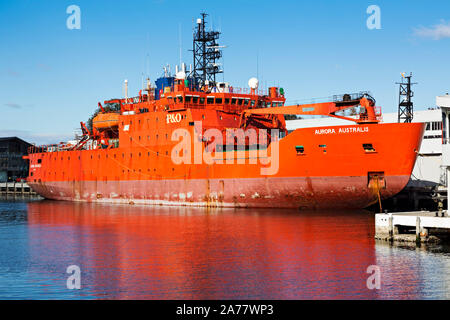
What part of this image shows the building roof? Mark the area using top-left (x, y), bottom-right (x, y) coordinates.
top-left (437, 94), bottom-right (450, 109)
top-left (0, 136), bottom-right (33, 147)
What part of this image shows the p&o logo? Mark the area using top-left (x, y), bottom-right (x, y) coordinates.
top-left (167, 113), bottom-right (182, 124)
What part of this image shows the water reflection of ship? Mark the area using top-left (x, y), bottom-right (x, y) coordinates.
top-left (27, 201), bottom-right (385, 299)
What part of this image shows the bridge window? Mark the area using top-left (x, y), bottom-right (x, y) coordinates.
top-left (215, 98), bottom-right (223, 104)
top-left (251, 100), bottom-right (255, 106)
top-left (244, 99), bottom-right (249, 106)
top-left (185, 96), bottom-right (191, 103)
top-left (199, 97), bottom-right (205, 104)
top-left (207, 97), bottom-right (214, 104)
top-left (225, 98), bottom-right (230, 104)
top-left (231, 98), bottom-right (237, 105)
top-left (177, 96), bottom-right (183, 103)
top-left (193, 96), bottom-right (199, 104)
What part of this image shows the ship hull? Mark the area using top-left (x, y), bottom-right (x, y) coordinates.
top-left (28, 175), bottom-right (409, 209)
top-left (26, 122), bottom-right (425, 209)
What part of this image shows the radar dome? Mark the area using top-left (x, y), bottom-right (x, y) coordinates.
top-left (175, 71), bottom-right (186, 80)
top-left (248, 77), bottom-right (259, 89)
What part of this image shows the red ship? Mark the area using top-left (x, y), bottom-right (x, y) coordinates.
top-left (24, 14), bottom-right (425, 209)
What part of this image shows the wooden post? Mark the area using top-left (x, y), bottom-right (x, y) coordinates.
top-left (416, 216), bottom-right (421, 245)
top-left (388, 214), bottom-right (394, 241)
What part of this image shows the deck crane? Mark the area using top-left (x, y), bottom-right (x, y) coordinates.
top-left (241, 93), bottom-right (381, 127)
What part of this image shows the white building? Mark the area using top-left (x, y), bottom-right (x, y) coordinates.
top-left (286, 105), bottom-right (444, 187)
top-left (438, 94), bottom-right (450, 208)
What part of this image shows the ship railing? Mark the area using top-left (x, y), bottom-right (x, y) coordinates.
top-left (28, 143), bottom-right (75, 154)
top-left (286, 92), bottom-right (371, 106)
top-left (122, 96), bottom-right (144, 105)
top-left (225, 87), bottom-right (267, 96)
top-left (332, 91), bottom-right (371, 102)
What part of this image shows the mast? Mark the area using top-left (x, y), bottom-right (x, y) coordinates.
top-left (397, 73), bottom-right (417, 123)
top-left (192, 13), bottom-right (223, 89)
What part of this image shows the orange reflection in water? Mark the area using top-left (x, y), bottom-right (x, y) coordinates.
top-left (25, 201), bottom-right (400, 299)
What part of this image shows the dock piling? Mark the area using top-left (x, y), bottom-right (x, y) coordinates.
top-left (416, 216), bottom-right (421, 244)
top-left (388, 214), bottom-right (394, 241)
top-left (376, 211), bottom-right (447, 244)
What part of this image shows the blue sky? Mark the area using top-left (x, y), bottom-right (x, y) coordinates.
top-left (1, 0), bottom-right (449, 144)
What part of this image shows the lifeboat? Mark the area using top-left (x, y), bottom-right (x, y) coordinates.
top-left (92, 113), bottom-right (119, 130)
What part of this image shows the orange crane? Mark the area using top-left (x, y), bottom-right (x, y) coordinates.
top-left (242, 93), bottom-right (380, 125)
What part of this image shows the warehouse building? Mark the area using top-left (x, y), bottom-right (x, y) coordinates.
top-left (0, 137), bottom-right (32, 182)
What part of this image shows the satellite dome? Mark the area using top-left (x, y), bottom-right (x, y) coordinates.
top-left (248, 77), bottom-right (259, 89)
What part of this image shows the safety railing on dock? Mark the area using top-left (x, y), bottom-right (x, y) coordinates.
top-left (0, 182), bottom-right (37, 196)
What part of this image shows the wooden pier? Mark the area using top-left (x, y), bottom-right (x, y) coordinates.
top-left (375, 211), bottom-right (450, 244)
top-left (0, 182), bottom-right (37, 196)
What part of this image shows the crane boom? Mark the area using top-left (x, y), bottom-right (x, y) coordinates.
top-left (243, 93), bottom-right (380, 124)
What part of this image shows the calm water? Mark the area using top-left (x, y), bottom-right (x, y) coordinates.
top-left (1, 197), bottom-right (450, 299)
